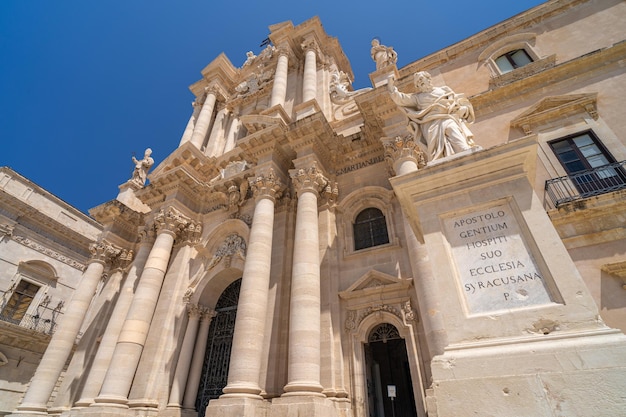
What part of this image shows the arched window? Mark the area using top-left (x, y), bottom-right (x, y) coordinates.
top-left (353, 208), bottom-right (389, 250)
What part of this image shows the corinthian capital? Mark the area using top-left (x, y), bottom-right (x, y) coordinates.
top-left (89, 240), bottom-right (122, 264)
top-left (110, 248), bottom-right (134, 270)
top-left (177, 221), bottom-right (203, 246)
top-left (382, 135), bottom-right (426, 175)
top-left (154, 206), bottom-right (192, 237)
top-left (250, 169), bottom-right (283, 202)
top-left (290, 162), bottom-right (328, 197)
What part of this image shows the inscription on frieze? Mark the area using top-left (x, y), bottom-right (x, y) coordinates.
top-left (442, 201), bottom-right (553, 314)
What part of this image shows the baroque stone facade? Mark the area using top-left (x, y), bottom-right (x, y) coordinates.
top-left (3, 1), bottom-right (626, 416)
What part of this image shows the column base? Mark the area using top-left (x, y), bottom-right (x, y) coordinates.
top-left (271, 395), bottom-right (340, 417)
top-left (205, 396), bottom-right (269, 417)
top-left (282, 381), bottom-right (324, 397)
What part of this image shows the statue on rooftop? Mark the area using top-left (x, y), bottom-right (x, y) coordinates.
top-left (371, 38), bottom-right (397, 70)
top-left (388, 71), bottom-right (477, 162)
top-left (130, 148), bottom-right (154, 187)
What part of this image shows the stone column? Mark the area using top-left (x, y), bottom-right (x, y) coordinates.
top-left (302, 40), bottom-right (318, 103)
top-left (190, 87), bottom-right (218, 149)
top-left (270, 47), bottom-right (289, 108)
top-left (223, 114), bottom-right (241, 155)
top-left (221, 169), bottom-right (283, 398)
top-left (205, 107), bottom-right (227, 157)
top-left (12, 241), bottom-right (121, 415)
top-left (168, 304), bottom-right (202, 408)
top-left (73, 234), bottom-right (153, 408)
top-left (178, 101), bottom-right (202, 147)
top-left (182, 308), bottom-right (216, 409)
top-left (93, 207), bottom-right (191, 407)
top-left (283, 163), bottom-right (328, 396)
top-left (383, 136), bottom-right (447, 358)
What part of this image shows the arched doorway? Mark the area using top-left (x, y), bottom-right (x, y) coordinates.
top-left (195, 278), bottom-right (241, 417)
top-left (365, 323), bottom-right (417, 417)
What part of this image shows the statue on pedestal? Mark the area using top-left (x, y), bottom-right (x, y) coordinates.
top-left (130, 148), bottom-right (154, 187)
top-left (371, 38), bottom-right (397, 70)
top-left (388, 71), bottom-right (477, 162)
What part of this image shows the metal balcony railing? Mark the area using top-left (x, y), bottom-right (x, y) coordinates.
top-left (544, 160), bottom-right (626, 209)
top-left (0, 310), bottom-right (57, 335)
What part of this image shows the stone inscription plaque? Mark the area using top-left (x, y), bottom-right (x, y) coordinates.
top-left (443, 201), bottom-right (553, 314)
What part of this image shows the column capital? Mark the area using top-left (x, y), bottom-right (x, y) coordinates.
top-left (88, 240), bottom-right (122, 265)
top-left (290, 162), bottom-right (328, 197)
top-left (109, 248), bottom-right (134, 271)
top-left (176, 221), bottom-right (203, 247)
top-left (154, 206), bottom-right (193, 237)
top-left (382, 135), bottom-right (426, 175)
top-left (200, 307), bottom-right (217, 321)
top-left (301, 37), bottom-right (320, 56)
top-left (250, 168), bottom-right (283, 202)
top-left (186, 303), bottom-right (203, 319)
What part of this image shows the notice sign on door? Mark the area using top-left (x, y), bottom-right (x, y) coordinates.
top-left (442, 200), bottom-right (554, 314)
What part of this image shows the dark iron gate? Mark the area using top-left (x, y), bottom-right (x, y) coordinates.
top-left (195, 278), bottom-right (241, 417)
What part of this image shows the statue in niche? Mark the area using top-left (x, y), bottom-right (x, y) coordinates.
top-left (371, 38), bottom-right (397, 70)
top-left (130, 148), bottom-right (154, 187)
top-left (388, 71), bottom-right (477, 162)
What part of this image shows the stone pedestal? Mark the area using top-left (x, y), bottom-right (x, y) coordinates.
top-left (270, 396), bottom-right (339, 417)
top-left (390, 136), bottom-right (626, 416)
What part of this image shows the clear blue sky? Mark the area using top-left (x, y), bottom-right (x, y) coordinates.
top-left (0, 0), bottom-right (544, 214)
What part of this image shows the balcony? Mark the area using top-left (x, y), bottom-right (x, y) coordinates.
top-left (0, 310), bottom-right (58, 335)
top-left (544, 161), bottom-right (626, 209)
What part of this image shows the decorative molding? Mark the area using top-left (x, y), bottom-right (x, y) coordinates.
top-left (250, 168), bottom-right (283, 202)
top-left (602, 261), bottom-right (626, 290)
top-left (382, 135), bottom-right (427, 175)
top-left (510, 93), bottom-right (598, 135)
top-left (207, 233), bottom-right (247, 270)
top-left (290, 162), bottom-right (328, 197)
top-left (12, 234), bottom-right (86, 271)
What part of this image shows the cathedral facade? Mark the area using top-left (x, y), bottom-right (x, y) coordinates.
top-left (2, 1), bottom-right (626, 416)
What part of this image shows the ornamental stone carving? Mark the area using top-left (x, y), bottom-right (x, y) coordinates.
top-left (382, 135), bottom-right (427, 175)
top-left (249, 169), bottom-right (283, 202)
top-left (207, 233), bottom-right (247, 270)
top-left (402, 300), bottom-right (416, 322)
top-left (177, 222), bottom-right (203, 246)
top-left (290, 162), bottom-right (328, 197)
top-left (154, 206), bottom-right (193, 236)
top-left (88, 240), bottom-right (122, 264)
top-left (109, 248), bottom-right (134, 271)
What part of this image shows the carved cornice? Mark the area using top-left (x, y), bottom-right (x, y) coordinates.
top-left (602, 261), bottom-right (626, 290)
top-left (510, 93), bottom-right (598, 135)
top-left (12, 234), bottom-right (86, 271)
